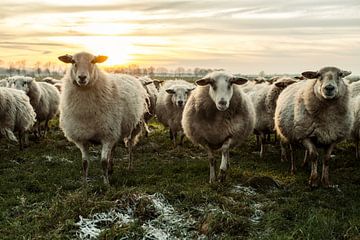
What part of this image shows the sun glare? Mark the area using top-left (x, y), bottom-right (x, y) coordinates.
top-left (52, 36), bottom-right (134, 65)
top-left (83, 37), bottom-right (134, 66)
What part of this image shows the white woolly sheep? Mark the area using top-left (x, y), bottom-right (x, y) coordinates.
top-left (248, 77), bottom-right (296, 158)
top-left (0, 87), bottom-right (36, 149)
top-left (156, 79), bottom-right (195, 147)
top-left (182, 71), bottom-right (256, 183)
top-left (137, 76), bottom-right (158, 122)
top-left (58, 52), bottom-right (148, 184)
top-left (8, 76), bottom-right (60, 137)
top-left (274, 67), bottom-right (353, 187)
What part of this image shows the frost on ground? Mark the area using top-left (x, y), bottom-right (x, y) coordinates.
top-left (44, 155), bottom-right (73, 164)
top-left (232, 185), bottom-right (257, 196)
top-left (76, 209), bottom-right (134, 240)
top-left (75, 193), bottom-right (199, 240)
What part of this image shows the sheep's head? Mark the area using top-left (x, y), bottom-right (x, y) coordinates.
top-left (58, 52), bottom-right (107, 87)
top-left (166, 84), bottom-right (195, 108)
top-left (302, 67), bottom-right (351, 100)
top-left (196, 71), bottom-right (248, 111)
top-left (8, 76), bottom-right (34, 94)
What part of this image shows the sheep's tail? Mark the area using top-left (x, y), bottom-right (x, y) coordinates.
top-left (0, 128), bottom-right (18, 142)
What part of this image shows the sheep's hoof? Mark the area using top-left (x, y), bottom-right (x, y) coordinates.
top-left (308, 178), bottom-right (319, 188)
top-left (218, 170), bottom-right (227, 183)
top-left (321, 178), bottom-right (331, 188)
top-left (103, 176), bottom-right (110, 185)
top-left (209, 177), bottom-right (216, 184)
top-left (290, 169), bottom-right (296, 175)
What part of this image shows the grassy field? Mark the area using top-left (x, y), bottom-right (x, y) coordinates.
top-left (0, 119), bottom-right (359, 240)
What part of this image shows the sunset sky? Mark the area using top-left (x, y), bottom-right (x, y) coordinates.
top-left (0, 0), bottom-right (359, 74)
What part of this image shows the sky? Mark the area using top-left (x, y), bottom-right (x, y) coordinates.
top-left (0, 0), bottom-right (359, 74)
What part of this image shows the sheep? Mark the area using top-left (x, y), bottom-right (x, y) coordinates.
top-left (58, 52), bottom-right (149, 184)
top-left (135, 76), bottom-right (160, 137)
top-left (182, 71), bottom-right (256, 183)
top-left (8, 76), bottom-right (60, 137)
top-left (137, 76), bottom-right (158, 122)
top-left (248, 77), bottom-right (296, 158)
top-left (155, 79), bottom-right (195, 147)
top-left (274, 67), bottom-right (353, 187)
top-left (0, 87), bottom-right (36, 149)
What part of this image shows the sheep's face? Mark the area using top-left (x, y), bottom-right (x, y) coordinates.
top-left (8, 77), bottom-right (34, 94)
top-left (166, 85), bottom-right (195, 108)
top-left (196, 72), bottom-right (248, 111)
top-left (58, 52), bottom-right (107, 87)
top-left (302, 67), bottom-right (351, 100)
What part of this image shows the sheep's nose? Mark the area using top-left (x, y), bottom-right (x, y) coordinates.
top-left (218, 99), bottom-right (227, 106)
top-left (78, 75), bottom-right (87, 83)
top-left (325, 85), bottom-right (335, 92)
top-left (177, 100), bottom-right (184, 106)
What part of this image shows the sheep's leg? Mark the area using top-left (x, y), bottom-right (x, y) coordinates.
top-left (302, 138), bottom-right (319, 187)
top-left (179, 131), bottom-right (185, 146)
top-left (218, 139), bottom-right (232, 182)
top-left (127, 123), bottom-right (143, 170)
top-left (169, 129), bottom-right (174, 140)
top-left (172, 131), bottom-right (178, 148)
top-left (321, 143), bottom-right (336, 188)
top-left (260, 133), bottom-right (266, 159)
top-left (18, 132), bottom-right (24, 151)
top-left (356, 141), bottom-right (359, 159)
top-left (290, 144), bottom-right (295, 174)
top-left (207, 149), bottom-right (216, 184)
top-left (108, 145), bottom-right (116, 175)
top-left (256, 135), bottom-right (260, 146)
top-left (101, 142), bottom-right (115, 185)
top-left (280, 141), bottom-right (288, 162)
top-left (302, 150), bottom-right (309, 168)
top-left (274, 134), bottom-right (277, 143)
top-left (76, 142), bottom-right (90, 182)
top-left (43, 118), bottom-right (50, 137)
top-left (267, 133), bottom-right (271, 142)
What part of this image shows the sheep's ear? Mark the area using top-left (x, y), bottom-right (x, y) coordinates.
top-left (165, 88), bottom-right (175, 94)
top-left (301, 71), bottom-right (319, 79)
top-left (340, 70), bottom-right (351, 78)
top-left (58, 54), bottom-right (74, 64)
top-left (196, 78), bottom-right (212, 86)
top-left (186, 86), bottom-right (196, 92)
top-left (294, 76), bottom-right (305, 80)
top-left (275, 80), bottom-right (296, 88)
top-left (92, 55), bottom-right (108, 64)
top-left (143, 81), bottom-right (153, 86)
top-left (231, 77), bottom-right (248, 85)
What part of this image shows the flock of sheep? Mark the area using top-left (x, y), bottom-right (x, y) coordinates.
top-left (0, 51), bottom-right (358, 188)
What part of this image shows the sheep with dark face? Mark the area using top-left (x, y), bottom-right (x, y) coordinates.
top-left (182, 71), bottom-right (255, 183)
top-left (58, 52), bottom-right (148, 184)
top-left (156, 80), bottom-right (195, 147)
top-left (275, 67), bottom-right (353, 187)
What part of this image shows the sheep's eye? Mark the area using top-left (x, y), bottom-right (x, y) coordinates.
top-left (73, 63), bottom-right (77, 68)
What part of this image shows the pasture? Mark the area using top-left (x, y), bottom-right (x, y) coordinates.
top-left (0, 119), bottom-right (359, 239)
